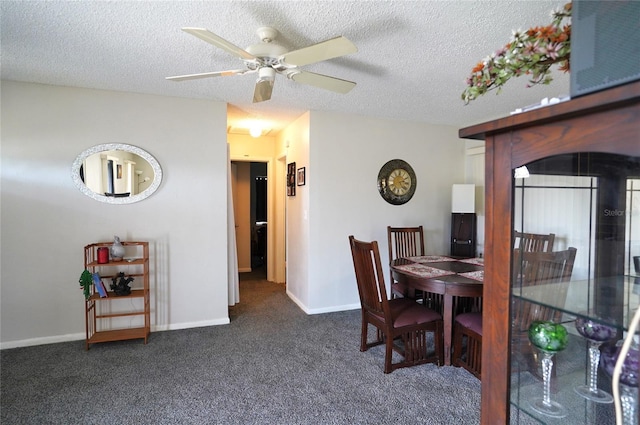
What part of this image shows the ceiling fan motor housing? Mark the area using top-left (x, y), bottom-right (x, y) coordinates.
top-left (245, 42), bottom-right (287, 67)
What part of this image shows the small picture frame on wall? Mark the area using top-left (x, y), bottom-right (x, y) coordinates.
top-left (116, 164), bottom-right (122, 179)
top-left (287, 162), bottom-right (296, 196)
top-left (297, 167), bottom-right (306, 186)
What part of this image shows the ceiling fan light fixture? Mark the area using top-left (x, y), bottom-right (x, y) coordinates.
top-left (257, 67), bottom-right (276, 82)
top-left (249, 122), bottom-right (263, 138)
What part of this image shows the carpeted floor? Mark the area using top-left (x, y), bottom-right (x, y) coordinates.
top-left (1, 271), bottom-right (482, 424)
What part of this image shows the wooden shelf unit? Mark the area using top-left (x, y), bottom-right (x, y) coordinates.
top-left (84, 241), bottom-right (150, 350)
top-left (459, 81), bottom-right (640, 424)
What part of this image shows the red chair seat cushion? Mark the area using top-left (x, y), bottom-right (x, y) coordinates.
top-left (388, 298), bottom-right (442, 328)
top-left (455, 312), bottom-right (483, 335)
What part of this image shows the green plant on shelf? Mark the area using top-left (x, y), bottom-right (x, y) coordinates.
top-left (79, 269), bottom-right (92, 300)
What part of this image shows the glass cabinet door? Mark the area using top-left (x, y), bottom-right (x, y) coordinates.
top-left (510, 152), bottom-right (640, 424)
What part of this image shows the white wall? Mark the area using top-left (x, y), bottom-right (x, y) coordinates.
top-left (284, 110), bottom-right (468, 313)
top-left (278, 113), bottom-right (311, 307)
top-left (1, 80), bottom-right (476, 347)
top-left (464, 141), bottom-right (486, 255)
top-left (1, 81), bottom-right (230, 348)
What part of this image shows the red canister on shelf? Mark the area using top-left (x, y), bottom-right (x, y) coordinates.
top-left (97, 247), bottom-right (109, 264)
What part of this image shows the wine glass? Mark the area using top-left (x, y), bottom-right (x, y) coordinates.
top-left (601, 339), bottom-right (640, 425)
top-left (527, 320), bottom-right (569, 418)
top-left (574, 314), bottom-right (617, 403)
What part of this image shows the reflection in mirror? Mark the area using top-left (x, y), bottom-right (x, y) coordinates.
top-left (72, 143), bottom-right (162, 204)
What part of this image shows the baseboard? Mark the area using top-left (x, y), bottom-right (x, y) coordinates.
top-left (286, 289), bottom-right (360, 315)
top-left (0, 318), bottom-right (231, 350)
top-left (0, 333), bottom-right (85, 350)
top-left (153, 318), bottom-right (230, 332)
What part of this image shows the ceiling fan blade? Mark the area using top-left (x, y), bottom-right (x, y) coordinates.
top-left (253, 79), bottom-right (274, 103)
top-left (166, 69), bottom-right (251, 82)
top-left (289, 70), bottom-right (356, 94)
top-left (182, 27), bottom-right (257, 61)
top-left (280, 36), bottom-right (357, 67)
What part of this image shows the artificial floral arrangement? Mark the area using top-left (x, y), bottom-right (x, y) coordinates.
top-left (462, 2), bottom-right (572, 104)
top-left (79, 269), bottom-right (92, 300)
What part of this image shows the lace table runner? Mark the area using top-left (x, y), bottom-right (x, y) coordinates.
top-left (458, 257), bottom-right (484, 266)
top-left (393, 263), bottom-right (456, 278)
top-left (460, 270), bottom-right (484, 282)
top-left (405, 255), bottom-right (455, 263)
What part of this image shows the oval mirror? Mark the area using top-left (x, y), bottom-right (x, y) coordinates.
top-left (71, 143), bottom-right (162, 204)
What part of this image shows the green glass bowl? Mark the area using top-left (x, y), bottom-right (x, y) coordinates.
top-left (528, 320), bottom-right (568, 353)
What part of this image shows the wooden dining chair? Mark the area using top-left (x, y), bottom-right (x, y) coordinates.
top-left (514, 231), bottom-right (556, 253)
top-left (387, 226), bottom-right (427, 301)
top-left (511, 247), bottom-right (577, 375)
top-left (512, 247), bottom-right (576, 327)
top-left (349, 235), bottom-right (443, 373)
top-left (452, 311), bottom-right (482, 379)
top-left (454, 247), bottom-right (576, 380)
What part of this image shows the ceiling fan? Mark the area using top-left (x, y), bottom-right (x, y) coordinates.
top-left (166, 26), bottom-right (358, 103)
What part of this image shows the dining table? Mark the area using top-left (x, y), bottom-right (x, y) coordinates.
top-left (390, 255), bottom-right (484, 366)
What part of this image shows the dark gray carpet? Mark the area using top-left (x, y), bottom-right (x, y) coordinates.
top-left (1, 273), bottom-right (481, 424)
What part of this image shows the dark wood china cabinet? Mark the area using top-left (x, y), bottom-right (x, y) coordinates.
top-left (460, 80), bottom-right (640, 424)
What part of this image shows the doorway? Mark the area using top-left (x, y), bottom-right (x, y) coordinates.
top-left (230, 153), bottom-right (286, 285)
top-left (231, 161), bottom-right (267, 280)
top-left (251, 162), bottom-right (268, 278)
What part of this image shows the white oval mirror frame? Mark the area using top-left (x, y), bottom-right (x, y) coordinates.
top-left (71, 143), bottom-right (162, 204)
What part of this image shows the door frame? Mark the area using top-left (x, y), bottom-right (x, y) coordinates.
top-left (229, 155), bottom-right (286, 284)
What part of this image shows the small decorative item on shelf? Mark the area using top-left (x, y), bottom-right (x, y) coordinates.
top-left (92, 273), bottom-right (108, 298)
top-left (110, 236), bottom-right (125, 261)
top-left (461, 3), bottom-right (571, 104)
top-left (97, 247), bottom-right (109, 264)
top-left (601, 337), bottom-right (640, 425)
top-left (574, 313), bottom-right (617, 403)
top-left (528, 320), bottom-right (569, 418)
top-left (110, 272), bottom-right (133, 296)
top-left (79, 269), bottom-right (93, 300)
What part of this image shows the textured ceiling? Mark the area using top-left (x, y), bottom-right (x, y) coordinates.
top-left (1, 1), bottom-right (571, 135)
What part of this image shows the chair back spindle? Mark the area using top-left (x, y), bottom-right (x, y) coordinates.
top-left (514, 231), bottom-right (556, 253)
top-left (512, 247), bottom-right (577, 332)
top-left (387, 226), bottom-right (425, 299)
top-left (351, 239), bottom-right (388, 318)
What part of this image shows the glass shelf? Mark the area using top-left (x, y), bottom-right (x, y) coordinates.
top-left (509, 153), bottom-right (639, 424)
top-left (510, 332), bottom-right (629, 425)
top-left (513, 275), bottom-right (640, 332)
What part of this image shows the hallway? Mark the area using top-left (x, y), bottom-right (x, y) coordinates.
top-left (239, 263), bottom-right (267, 282)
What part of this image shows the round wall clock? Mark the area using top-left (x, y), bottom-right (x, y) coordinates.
top-left (377, 159), bottom-right (417, 205)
